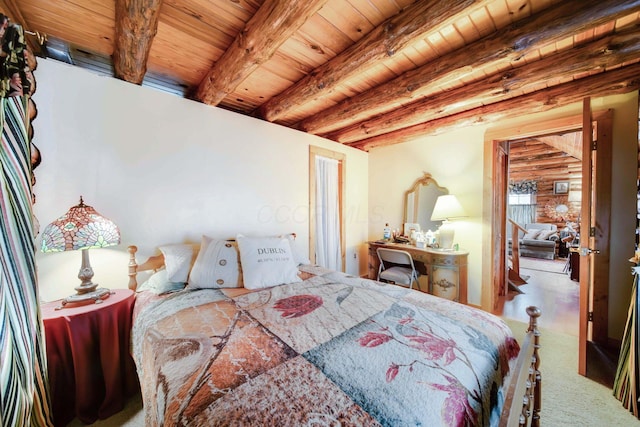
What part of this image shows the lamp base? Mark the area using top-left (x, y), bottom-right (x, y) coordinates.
top-left (55, 287), bottom-right (112, 310)
top-left (438, 220), bottom-right (455, 249)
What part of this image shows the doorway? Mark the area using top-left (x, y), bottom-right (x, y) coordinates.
top-left (482, 109), bottom-right (614, 379)
top-left (501, 131), bottom-right (583, 335)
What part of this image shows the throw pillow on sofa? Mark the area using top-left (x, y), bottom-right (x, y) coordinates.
top-left (536, 229), bottom-right (557, 240)
top-left (523, 229), bottom-right (542, 240)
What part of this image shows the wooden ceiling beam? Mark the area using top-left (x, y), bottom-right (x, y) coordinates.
top-left (536, 134), bottom-right (583, 160)
top-left (329, 26), bottom-right (640, 143)
top-left (195, 0), bottom-right (328, 106)
top-left (113, 0), bottom-right (163, 85)
top-left (300, 0), bottom-right (640, 136)
top-left (258, 0), bottom-right (483, 123)
top-left (509, 154), bottom-right (578, 168)
top-left (349, 61), bottom-right (640, 151)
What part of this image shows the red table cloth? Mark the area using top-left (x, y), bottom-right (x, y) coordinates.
top-left (41, 289), bottom-right (138, 426)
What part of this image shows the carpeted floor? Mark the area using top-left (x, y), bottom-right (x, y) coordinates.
top-left (504, 319), bottom-right (640, 426)
top-left (67, 393), bottom-right (143, 427)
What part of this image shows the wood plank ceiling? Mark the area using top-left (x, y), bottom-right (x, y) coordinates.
top-left (5, 0), bottom-right (640, 151)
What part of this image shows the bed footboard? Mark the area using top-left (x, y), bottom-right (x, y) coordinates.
top-left (500, 306), bottom-right (541, 427)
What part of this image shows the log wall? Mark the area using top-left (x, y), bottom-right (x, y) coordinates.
top-left (509, 138), bottom-right (582, 230)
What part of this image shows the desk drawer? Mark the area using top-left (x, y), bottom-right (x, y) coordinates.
top-left (412, 252), bottom-right (429, 263)
top-left (430, 254), bottom-right (463, 267)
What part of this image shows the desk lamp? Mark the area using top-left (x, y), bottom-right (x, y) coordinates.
top-left (430, 194), bottom-right (466, 249)
top-left (41, 197), bottom-right (120, 307)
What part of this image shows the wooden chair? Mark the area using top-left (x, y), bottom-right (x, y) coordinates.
top-left (376, 248), bottom-right (420, 290)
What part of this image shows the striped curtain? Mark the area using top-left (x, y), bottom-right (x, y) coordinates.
top-left (0, 18), bottom-right (53, 427)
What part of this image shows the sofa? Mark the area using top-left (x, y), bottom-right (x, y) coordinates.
top-left (508, 223), bottom-right (559, 260)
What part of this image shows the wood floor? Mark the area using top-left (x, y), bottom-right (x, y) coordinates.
top-left (494, 256), bottom-right (619, 388)
top-left (495, 257), bottom-right (579, 335)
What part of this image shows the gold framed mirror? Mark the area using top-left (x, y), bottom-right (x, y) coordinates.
top-left (403, 173), bottom-right (448, 233)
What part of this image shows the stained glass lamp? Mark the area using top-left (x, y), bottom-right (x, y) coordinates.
top-left (41, 197), bottom-right (120, 307)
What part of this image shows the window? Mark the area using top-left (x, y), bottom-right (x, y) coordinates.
top-left (509, 193), bottom-right (536, 205)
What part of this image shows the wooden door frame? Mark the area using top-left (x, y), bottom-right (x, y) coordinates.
top-left (482, 111), bottom-right (611, 325)
top-left (495, 142), bottom-right (509, 298)
top-left (483, 114), bottom-right (586, 311)
top-left (309, 146), bottom-right (346, 271)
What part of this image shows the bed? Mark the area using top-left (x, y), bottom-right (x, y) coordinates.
top-left (126, 235), bottom-right (541, 426)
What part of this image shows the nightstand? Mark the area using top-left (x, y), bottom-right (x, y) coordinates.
top-left (41, 289), bottom-right (138, 426)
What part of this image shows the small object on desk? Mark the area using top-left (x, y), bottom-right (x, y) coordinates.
top-left (425, 229), bottom-right (435, 246)
top-left (383, 223), bottom-right (391, 240)
top-left (41, 289), bottom-right (138, 427)
top-left (393, 236), bottom-right (411, 244)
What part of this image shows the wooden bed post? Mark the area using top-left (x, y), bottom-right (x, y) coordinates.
top-left (128, 245), bottom-right (138, 291)
top-left (126, 246), bottom-right (166, 292)
top-left (500, 305), bottom-right (542, 427)
top-left (527, 306), bottom-right (542, 427)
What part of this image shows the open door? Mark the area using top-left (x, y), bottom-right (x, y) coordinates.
top-left (495, 141), bottom-right (509, 299)
top-left (578, 100), bottom-right (613, 375)
top-left (485, 104), bottom-right (612, 377)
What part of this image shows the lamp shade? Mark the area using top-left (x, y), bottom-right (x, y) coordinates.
top-left (430, 195), bottom-right (466, 221)
top-left (41, 197), bottom-right (120, 253)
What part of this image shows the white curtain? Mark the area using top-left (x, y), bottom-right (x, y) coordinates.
top-left (315, 156), bottom-right (341, 270)
top-left (508, 204), bottom-right (536, 227)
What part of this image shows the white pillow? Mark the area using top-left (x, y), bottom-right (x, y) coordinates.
top-left (236, 234), bottom-right (301, 290)
top-left (283, 233), bottom-right (312, 265)
top-left (536, 229), bottom-right (556, 240)
top-left (136, 269), bottom-right (186, 295)
top-left (188, 235), bottom-right (242, 289)
top-left (522, 229), bottom-right (542, 240)
top-left (159, 244), bottom-right (194, 282)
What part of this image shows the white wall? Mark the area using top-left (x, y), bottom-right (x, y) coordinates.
top-left (31, 59), bottom-right (369, 302)
top-left (29, 58), bottom-right (639, 338)
top-left (369, 91), bottom-right (639, 339)
top-left (368, 127), bottom-right (487, 305)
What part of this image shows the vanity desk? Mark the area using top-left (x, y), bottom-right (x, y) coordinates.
top-left (377, 172), bottom-right (469, 303)
top-left (368, 241), bottom-right (468, 304)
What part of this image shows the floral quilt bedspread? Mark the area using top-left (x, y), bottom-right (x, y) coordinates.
top-left (131, 266), bottom-right (519, 426)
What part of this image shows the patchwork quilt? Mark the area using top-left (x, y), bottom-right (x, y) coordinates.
top-left (131, 265), bottom-right (519, 426)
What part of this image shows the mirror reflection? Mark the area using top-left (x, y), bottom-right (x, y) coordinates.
top-left (403, 173), bottom-right (448, 233)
